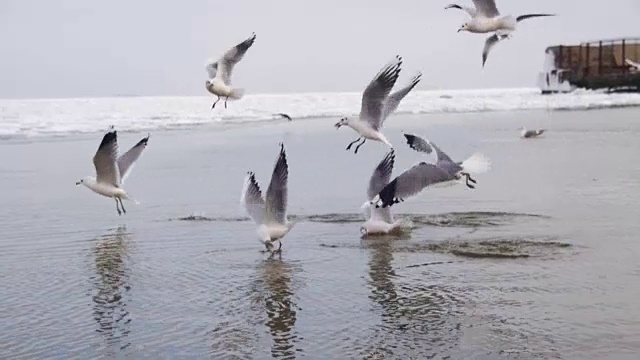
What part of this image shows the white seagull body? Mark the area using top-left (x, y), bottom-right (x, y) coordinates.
top-left (335, 55), bottom-right (422, 154)
top-left (76, 129), bottom-right (149, 215)
top-left (519, 127), bottom-right (546, 139)
top-left (241, 143), bottom-right (295, 252)
top-left (403, 133), bottom-right (491, 189)
top-left (205, 33), bottom-right (256, 109)
top-left (360, 150), bottom-right (404, 236)
top-left (445, 0), bottom-right (555, 67)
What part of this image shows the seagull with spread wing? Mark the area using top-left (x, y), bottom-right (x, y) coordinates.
top-left (76, 129), bottom-right (150, 215)
top-left (445, 0), bottom-right (555, 67)
top-left (403, 133), bottom-right (491, 189)
top-left (335, 55), bottom-right (422, 154)
top-left (370, 159), bottom-right (455, 209)
top-left (205, 32), bottom-right (256, 109)
top-left (241, 143), bottom-right (295, 253)
top-left (359, 150), bottom-right (405, 236)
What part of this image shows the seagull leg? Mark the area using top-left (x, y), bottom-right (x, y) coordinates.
top-left (354, 138), bottom-right (367, 154)
top-left (115, 198), bottom-right (122, 216)
top-left (261, 241), bottom-right (273, 253)
top-left (224, 97), bottom-right (228, 109)
top-left (460, 172), bottom-right (476, 189)
top-left (346, 137), bottom-right (362, 151)
top-left (211, 96), bottom-right (220, 109)
top-left (118, 198), bottom-right (127, 214)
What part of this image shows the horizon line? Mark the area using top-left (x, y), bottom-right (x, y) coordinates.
top-left (0, 87), bottom-right (541, 102)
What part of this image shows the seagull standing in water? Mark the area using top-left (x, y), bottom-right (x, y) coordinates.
top-left (360, 150), bottom-right (404, 236)
top-left (76, 129), bottom-right (149, 215)
top-left (445, 0), bottom-right (555, 66)
top-left (205, 32), bottom-right (256, 109)
top-left (335, 55), bottom-right (422, 154)
top-left (403, 133), bottom-right (491, 189)
top-left (519, 127), bottom-right (546, 139)
top-left (241, 143), bottom-right (295, 253)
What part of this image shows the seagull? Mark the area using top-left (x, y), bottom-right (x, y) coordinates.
top-left (403, 133), bottom-right (492, 189)
top-left (205, 32), bottom-right (256, 109)
top-left (625, 59), bottom-right (640, 72)
top-left (274, 113), bottom-right (292, 121)
top-left (370, 160), bottom-right (455, 209)
top-left (76, 129), bottom-right (149, 215)
top-left (445, 0), bottom-right (555, 67)
top-left (335, 55), bottom-right (422, 154)
top-left (360, 150), bottom-right (404, 236)
top-left (241, 143), bottom-right (295, 253)
top-left (519, 127), bottom-right (545, 139)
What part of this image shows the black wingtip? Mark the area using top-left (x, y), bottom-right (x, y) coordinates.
top-left (377, 178), bottom-right (399, 208)
top-left (404, 133), bottom-right (416, 146)
top-left (276, 142), bottom-right (287, 163)
top-left (98, 130), bottom-right (117, 150)
top-left (136, 134), bottom-right (150, 147)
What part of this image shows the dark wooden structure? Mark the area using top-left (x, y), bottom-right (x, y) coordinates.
top-left (544, 37), bottom-right (640, 92)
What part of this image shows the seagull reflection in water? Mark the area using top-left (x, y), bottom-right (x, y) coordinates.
top-left (252, 258), bottom-right (302, 359)
top-left (90, 225), bottom-right (133, 353)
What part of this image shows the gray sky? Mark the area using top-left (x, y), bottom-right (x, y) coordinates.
top-left (1, 0), bottom-right (638, 98)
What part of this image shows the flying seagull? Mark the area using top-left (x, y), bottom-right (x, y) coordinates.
top-left (403, 133), bottom-right (491, 189)
top-left (241, 143), bottom-right (295, 253)
top-left (360, 150), bottom-right (405, 235)
top-left (205, 32), bottom-right (256, 109)
top-left (76, 129), bottom-right (150, 215)
top-left (445, 0), bottom-right (555, 67)
top-left (519, 127), bottom-right (546, 139)
top-left (335, 55), bottom-right (422, 154)
top-left (370, 160), bottom-right (455, 209)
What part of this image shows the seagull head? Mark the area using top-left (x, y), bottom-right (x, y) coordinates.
top-left (457, 23), bottom-right (468, 32)
top-left (76, 176), bottom-right (94, 186)
top-left (334, 117), bottom-right (349, 129)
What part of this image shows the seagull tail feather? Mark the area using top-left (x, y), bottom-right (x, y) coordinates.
top-left (461, 152), bottom-right (492, 175)
top-left (228, 88), bottom-right (245, 100)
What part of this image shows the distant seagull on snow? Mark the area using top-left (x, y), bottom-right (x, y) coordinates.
top-left (445, 0), bottom-right (555, 67)
top-left (519, 127), bottom-right (545, 139)
top-left (335, 55), bottom-right (422, 154)
top-left (241, 143), bottom-right (295, 253)
top-left (205, 32), bottom-right (256, 109)
top-left (76, 129), bottom-right (149, 215)
top-left (403, 133), bottom-right (491, 189)
top-left (360, 150), bottom-right (405, 236)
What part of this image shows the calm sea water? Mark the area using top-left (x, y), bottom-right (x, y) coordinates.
top-left (1, 107), bottom-right (640, 359)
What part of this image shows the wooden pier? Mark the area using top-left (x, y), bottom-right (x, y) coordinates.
top-left (538, 37), bottom-right (640, 93)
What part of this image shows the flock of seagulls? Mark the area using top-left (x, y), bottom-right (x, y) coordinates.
top-left (76, 0), bottom-right (551, 254)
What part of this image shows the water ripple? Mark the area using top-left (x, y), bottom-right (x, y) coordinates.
top-left (170, 211), bottom-right (549, 229)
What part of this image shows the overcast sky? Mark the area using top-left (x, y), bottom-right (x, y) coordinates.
top-left (1, 0), bottom-right (638, 99)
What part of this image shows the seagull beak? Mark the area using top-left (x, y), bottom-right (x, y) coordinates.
top-left (334, 122), bottom-right (342, 129)
top-left (75, 181), bottom-right (81, 185)
top-left (457, 28), bottom-right (463, 33)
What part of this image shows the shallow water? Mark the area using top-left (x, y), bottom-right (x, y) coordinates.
top-left (1, 108), bottom-right (640, 359)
